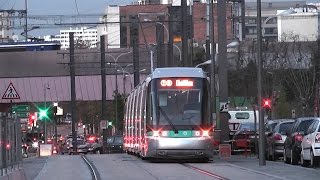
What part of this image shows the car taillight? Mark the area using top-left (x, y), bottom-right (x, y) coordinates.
top-left (295, 134), bottom-right (303, 142)
top-left (274, 133), bottom-right (282, 141)
top-left (315, 133), bottom-right (320, 143)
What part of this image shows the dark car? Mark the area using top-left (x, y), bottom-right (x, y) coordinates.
top-left (266, 119), bottom-right (295, 161)
top-left (105, 136), bottom-right (124, 153)
top-left (283, 117), bottom-right (315, 165)
top-left (231, 122), bottom-right (259, 153)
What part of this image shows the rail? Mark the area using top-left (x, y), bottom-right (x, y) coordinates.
top-left (82, 155), bottom-right (101, 180)
top-left (181, 163), bottom-right (229, 180)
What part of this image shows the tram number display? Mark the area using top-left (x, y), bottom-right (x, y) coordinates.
top-left (160, 79), bottom-right (194, 88)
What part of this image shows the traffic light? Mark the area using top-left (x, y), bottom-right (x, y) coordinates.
top-left (39, 108), bottom-right (49, 120)
top-left (263, 98), bottom-right (271, 109)
top-left (29, 113), bottom-right (36, 126)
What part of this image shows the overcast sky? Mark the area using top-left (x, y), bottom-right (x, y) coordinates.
top-left (0, 0), bottom-right (133, 15)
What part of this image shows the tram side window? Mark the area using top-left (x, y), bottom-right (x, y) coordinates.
top-left (146, 85), bottom-right (153, 129)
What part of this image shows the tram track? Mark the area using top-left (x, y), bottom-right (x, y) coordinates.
top-left (82, 155), bottom-right (101, 180)
top-left (181, 163), bottom-right (230, 180)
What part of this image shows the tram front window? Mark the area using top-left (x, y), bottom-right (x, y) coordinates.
top-left (155, 78), bottom-right (209, 128)
top-left (158, 90), bottom-right (201, 126)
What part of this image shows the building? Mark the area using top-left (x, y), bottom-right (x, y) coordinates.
top-left (243, 0), bottom-right (306, 41)
top-left (0, 10), bottom-right (13, 42)
top-left (50, 27), bottom-right (98, 49)
top-left (98, 5), bottom-right (121, 48)
top-left (278, 5), bottom-right (319, 42)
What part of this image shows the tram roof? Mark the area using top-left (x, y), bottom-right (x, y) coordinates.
top-left (151, 67), bottom-right (206, 79)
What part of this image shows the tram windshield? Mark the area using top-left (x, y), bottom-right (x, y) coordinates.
top-left (154, 78), bottom-right (210, 128)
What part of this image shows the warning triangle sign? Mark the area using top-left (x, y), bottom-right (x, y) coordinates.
top-left (2, 82), bottom-right (20, 99)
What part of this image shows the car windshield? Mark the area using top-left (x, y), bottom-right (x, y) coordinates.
top-left (279, 122), bottom-right (294, 135)
top-left (297, 120), bottom-right (314, 133)
top-left (114, 137), bottom-right (123, 144)
top-left (107, 137), bottom-right (114, 143)
top-left (268, 122), bottom-right (278, 131)
top-left (77, 140), bottom-right (85, 145)
top-left (239, 123), bottom-right (258, 131)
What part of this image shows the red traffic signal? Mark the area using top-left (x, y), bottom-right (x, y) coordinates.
top-left (29, 113), bottom-right (37, 126)
top-left (263, 98), bottom-right (271, 109)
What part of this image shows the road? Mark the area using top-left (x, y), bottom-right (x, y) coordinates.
top-left (23, 154), bottom-right (320, 180)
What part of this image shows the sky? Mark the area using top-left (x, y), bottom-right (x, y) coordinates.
top-left (0, 0), bottom-right (133, 15)
top-left (0, 0), bottom-right (134, 38)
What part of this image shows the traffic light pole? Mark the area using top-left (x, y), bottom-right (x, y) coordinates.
top-left (257, 0), bottom-right (266, 166)
top-left (44, 86), bottom-right (47, 144)
top-left (69, 32), bottom-right (77, 154)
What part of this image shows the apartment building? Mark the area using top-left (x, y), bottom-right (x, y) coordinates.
top-left (50, 27), bottom-right (98, 49)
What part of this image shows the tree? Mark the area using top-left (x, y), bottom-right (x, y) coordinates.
top-left (111, 91), bottom-right (126, 134)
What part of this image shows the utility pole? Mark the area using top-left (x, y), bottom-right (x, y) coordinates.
top-left (209, 0), bottom-right (217, 130)
top-left (168, 6), bottom-right (174, 67)
top-left (100, 35), bottom-right (107, 150)
top-left (69, 32), bottom-right (77, 154)
top-left (156, 15), bottom-right (165, 67)
top-left (130, 15), bottom-right (140, 86)
top-left (217, 0), bottom-right (229, 143)
top-left (181, 0), bottom-right (188, 66)
top-left (257, 0), bottom-right (266, 166)
top-left (241, 0), bottom-right (246, 40)
top-left (25, 0), bottom-right (28, 42)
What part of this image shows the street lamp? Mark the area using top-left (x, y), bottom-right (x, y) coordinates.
top-left (144, 19), bottom-right (182, 62)
top-left (195, 41), bottom-right (239, 68)
top-left (53, 102), bottom-right (58, 145)
top-left (44, 83), bottom-right (50, 144)
top-left (105, 51), bottom-right (132, 134)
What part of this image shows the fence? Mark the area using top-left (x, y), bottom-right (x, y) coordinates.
top-left (0, 112), bottom-right (22, 176)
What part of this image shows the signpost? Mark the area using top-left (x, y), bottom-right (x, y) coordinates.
top-left (12, 105), bottom-right (30, 118)
top-left (2, 82), bottom-right (20, 173)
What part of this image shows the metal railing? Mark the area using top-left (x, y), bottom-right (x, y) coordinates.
top-left (0, 112), bottom-right (22, 176)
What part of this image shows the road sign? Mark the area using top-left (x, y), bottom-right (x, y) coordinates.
top-left (100, 120), bottom-right (107, 129)
top-left (12, 105), bottom-right (30, 112)
top-left (16, 112), bottom-right (29, 118)
top-left (219, 144), bottom-right (231, 159)
top-left (2, 82), bottom-right (20, 99)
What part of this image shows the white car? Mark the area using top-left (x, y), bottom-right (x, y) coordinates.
top-left (301, 118), bottom-right (320, 167)
top-left (67, 138), bottom-right (89, 155)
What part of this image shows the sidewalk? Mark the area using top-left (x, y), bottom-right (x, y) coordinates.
top-left (213, 155), bottom-right (320, 180)
top-left (31, 156), bottom-right (91, 180)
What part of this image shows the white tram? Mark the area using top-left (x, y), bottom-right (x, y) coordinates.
top-left (123, 67), bottom-right (214, 161)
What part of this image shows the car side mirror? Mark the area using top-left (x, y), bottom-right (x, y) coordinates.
top-left (267, 132), bottom-right (273, 137)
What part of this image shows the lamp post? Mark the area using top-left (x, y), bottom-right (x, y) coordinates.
top-left (53, 102), bottom-right (58, 145)
top-left (105, 52), bottom-right (132, 134)
top-left (44, 83), bottom-right (50, 144)
top-left (144, 19), bottom-right (182, 62)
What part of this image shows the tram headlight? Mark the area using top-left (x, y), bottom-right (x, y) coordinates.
top-left (202, 130), bottom-right (209, 137)
top-left (153, 131), bottom-right (160, 137)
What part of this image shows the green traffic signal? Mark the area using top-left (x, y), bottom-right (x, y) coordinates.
top-left (39, 108), bottom-right (49, 120)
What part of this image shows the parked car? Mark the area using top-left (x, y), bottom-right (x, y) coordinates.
top-left (301, 118), bottom-right (320, 167)
top-left (231, 122), bottom-right (259, 153)
top-left (67, 138), bottom-right (89, 155)
top-left (105, 135), bottom-right (124, 153)
top-left (283, 117), bottom-right (315, 165)
top-left (266, 119), bottom-right (295, 161)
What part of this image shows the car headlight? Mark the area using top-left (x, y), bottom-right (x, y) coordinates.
top-left (32, 142), bottom-right (39, 148)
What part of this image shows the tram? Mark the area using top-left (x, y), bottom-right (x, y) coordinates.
top-left (123, 67), bottom-right (214, 161)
